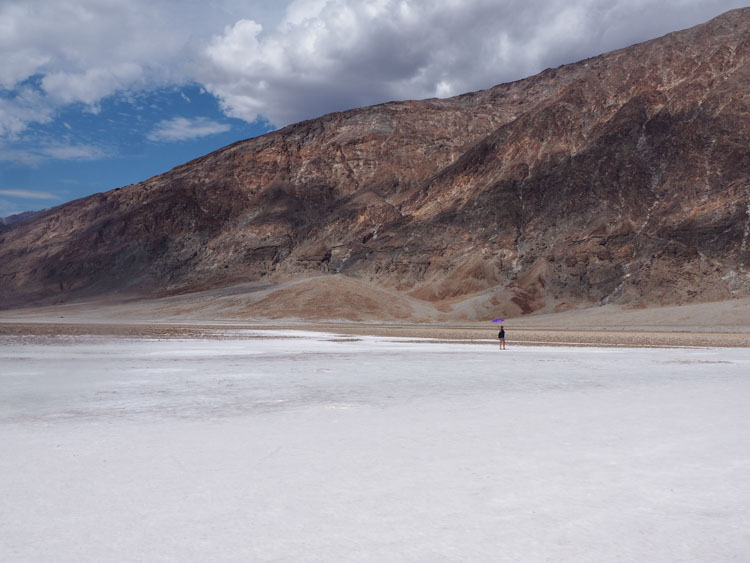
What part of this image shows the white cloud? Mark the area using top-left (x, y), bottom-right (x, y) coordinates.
top-left (147, 117), bottom-right (232, 142)
top-left (0, 189), bottom-right (61, 200)
top-left (42, 143), bottom-right (107, 160)
top-left (0, 0), bottom-right (286, 136)
top-left (0, 88), bottom-right (56, 137)
top-left (42, 63), bottom-right (145, 106)
top-left (0, 141), bottom-right (108, 165)
top-left (200, 0), bottom-right (748, 127)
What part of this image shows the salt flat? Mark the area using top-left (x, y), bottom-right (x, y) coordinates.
top-left (1, 331), bottom-right (749, 562)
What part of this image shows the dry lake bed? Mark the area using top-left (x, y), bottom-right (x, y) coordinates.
top-left (2, 329), bottom-right (749, 562)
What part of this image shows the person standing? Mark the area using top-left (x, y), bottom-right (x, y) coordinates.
top-left (498, 325), bottom-right (506, 350)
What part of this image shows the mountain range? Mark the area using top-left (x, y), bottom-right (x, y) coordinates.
top-left (2, 8), bottom-right (749, 321)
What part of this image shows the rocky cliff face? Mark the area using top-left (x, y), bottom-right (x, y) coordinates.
top-left (2, 8), bottom-right (750, 318)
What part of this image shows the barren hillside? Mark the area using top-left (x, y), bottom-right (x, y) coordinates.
top-left (1, 8), bottom-right (749, 320)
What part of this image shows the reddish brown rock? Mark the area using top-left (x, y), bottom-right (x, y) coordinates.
top-left (1, 8), bottom-right (749, 319)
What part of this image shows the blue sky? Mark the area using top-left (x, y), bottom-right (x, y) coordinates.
top-left (0, 84), bottom-right (271, 216)
top-left (1, 0), bottom-right (745, 217)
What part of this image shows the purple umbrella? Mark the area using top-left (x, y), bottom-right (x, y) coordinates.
top-left (492, 318), bottom-right (504, 322)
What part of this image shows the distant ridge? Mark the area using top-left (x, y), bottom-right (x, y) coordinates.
top-left (0, 209), bottom-right (44, 227)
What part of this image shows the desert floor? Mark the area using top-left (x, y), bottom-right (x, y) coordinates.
top-left (3, 289), bottom-right (750, 347)
top-left (2, 326), bottom-right (749, 561)
top-left (2, 320), bottom-right (750, 348)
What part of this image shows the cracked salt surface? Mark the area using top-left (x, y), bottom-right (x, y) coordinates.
top-left (1, 331), bottom-right (749, 562)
